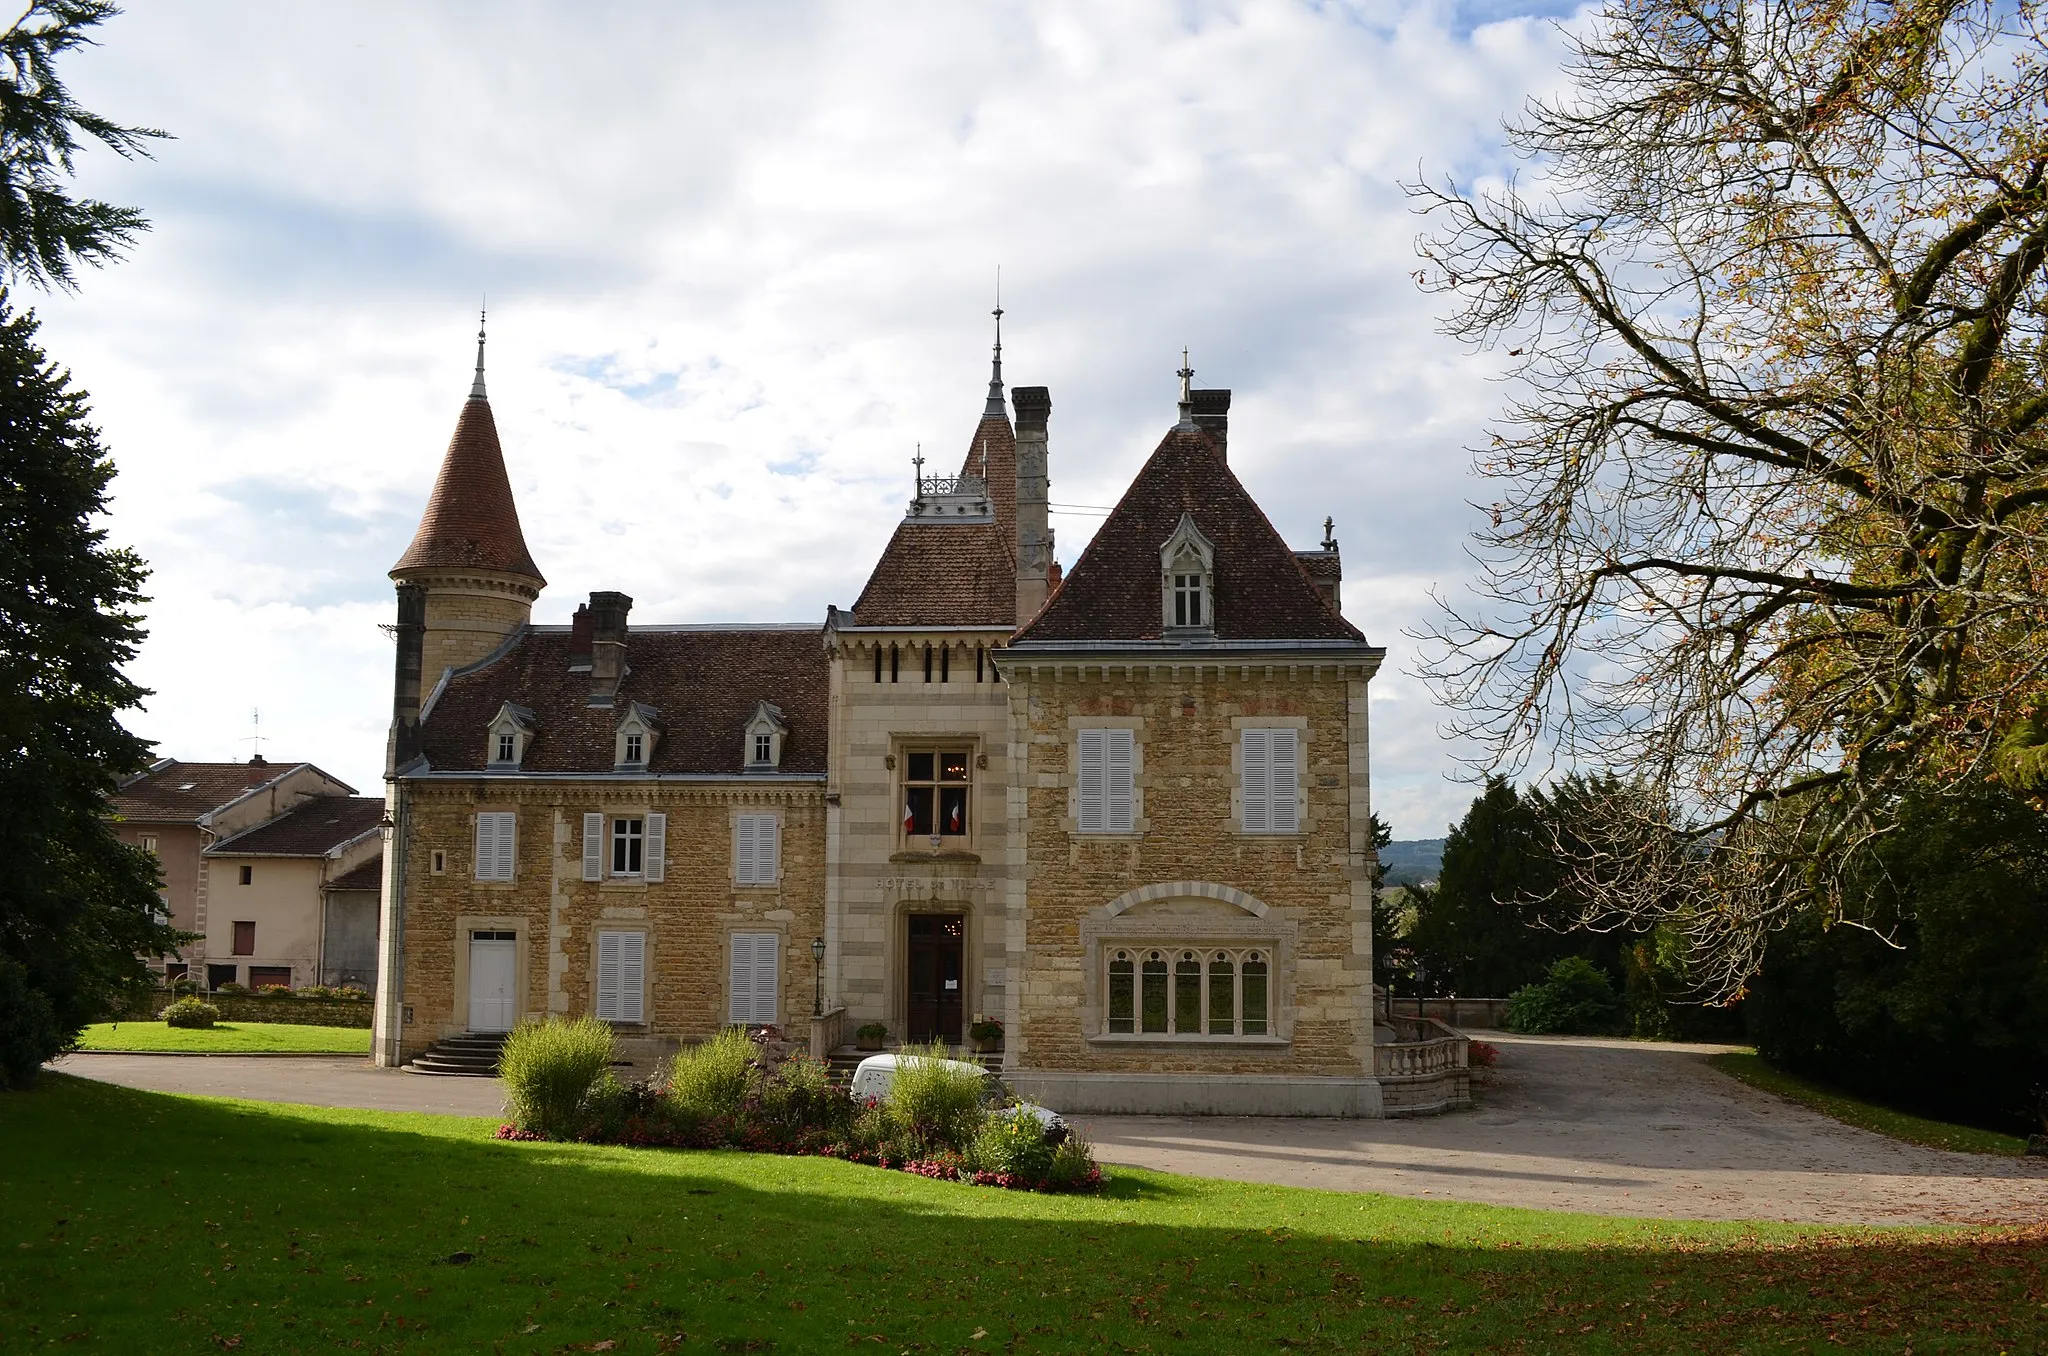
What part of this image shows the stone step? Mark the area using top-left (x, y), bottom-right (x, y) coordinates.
top-left (403, 1031), bottom-right (509, 1078)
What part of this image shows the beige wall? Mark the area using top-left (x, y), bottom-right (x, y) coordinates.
top-left (206, 856), bottom-right (326, 986)
top-left (1000, 657), bottom-right (1377, 1083)
top-left (390, 778), bottom-right (828, 1065)
top-left (824, 631), bottom-right (1015, 1043)
top-left (114, 822), bottom-right (203, 964)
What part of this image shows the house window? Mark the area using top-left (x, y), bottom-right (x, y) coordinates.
top-left (430, 850), bottom-right (447, 875)
top-left (207, 963), bottom-right (238, 990)
top-left (595, 930), bottom-right (646, 1023)
top-left (250, 966), bottom-right (291, 991)
top-left (1239, 728), bottom-right (1301, 834)
top-left (754, 733), bottom-right (772, 763)
top-left (1173, 572), bottom-right (1205, 627)
top-left (1106, 948), bottom-right (1269, 1037)
top-left (728, 932), bottom-right (780, 1025)
top-left (902, 748), bottom-right (972, 841)
top-left (497, 732), bottom-right (516, 763)
top-left (139, 834), bottom-right (158, 854)
top-left (232, 921), bottom-right (255, 955)
top-left (612, 817), bottom-right (644, 876)
top-left (474, 812), bottom-right (517, 881)
top-left (624, 732), bottom-right (643, 764)
top-left (1076, 729), bottom-right (1136, 834)
top-left (735, 814), bottom-right (779, 886)
top-left (239, 864), bottom-right (253, 886)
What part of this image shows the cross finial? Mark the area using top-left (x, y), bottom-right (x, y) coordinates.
top-left (469, 305), bottom-right (488, 400)
top-left (984, 270), bottom-right (1008, 418)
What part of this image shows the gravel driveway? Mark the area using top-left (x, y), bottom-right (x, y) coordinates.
top-left (53, 1034), bottom-right (2048, 1226)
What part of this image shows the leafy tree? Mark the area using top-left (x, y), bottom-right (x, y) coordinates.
top-left (0, 2), bottom-right (164, 288)
top-left (1413, 0), bottom-right (2048, 995)
top-left (0, 294), bottom-right (176, 1087)
top-left (1504, 956), bottom-right (1625, 1036)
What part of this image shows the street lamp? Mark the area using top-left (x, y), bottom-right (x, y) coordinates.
top-left (811, 936), bottom-right (826, 1017)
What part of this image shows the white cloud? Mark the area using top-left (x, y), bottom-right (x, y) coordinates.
top-left (35, 0), bottom-right (1585, 837)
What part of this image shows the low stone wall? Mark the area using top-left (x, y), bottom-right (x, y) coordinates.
top-left (1378, 996), bottom-right (1510, 1029)
top-left (144, 992), bottom-right (374, 1029)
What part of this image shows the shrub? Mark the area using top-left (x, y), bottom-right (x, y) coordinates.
top-left (215, 982), bottom-right (249, 996)
top-left (1467, 1040), bottom-right (1499, 1069)
top-left (855, 1022), bottom-right (888, 1042)
top-left (665, 1026), bottom-right (758, 1127)
top-left (254, 984), bottom-right (291, 998)
top-left (1504, 957), bottom-right (1624, 1035)
top-left (163, 998), bottom-right (219, 1029)
top-left (334, 985), bottom-right (371, 1001)
top-left (1043, 1136), bottom-right (1103, 1192)
top-left (295, 984), bottom-right (333, 1000)
top-left (498, 1016), bottom-right (618, 1140)
top-left (968, 1107), bottom-right (1056, 1184)
top-left (968, 1018), bottom-right (1004, 1043)
top-left (754, 1050), bottom-right (850, 1145)
top-left (168, 977), bottom-right (199, 997)
top-left (886, 1039), bottom-right (987, 1155)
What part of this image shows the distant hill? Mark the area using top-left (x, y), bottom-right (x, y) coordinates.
top-left (1378, 838), bottom-right (1445, 887)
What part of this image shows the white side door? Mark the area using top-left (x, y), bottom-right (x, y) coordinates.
top-left (468, 932), bottom-right (517, 1032)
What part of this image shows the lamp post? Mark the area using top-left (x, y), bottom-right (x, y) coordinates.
top-left (811, 936), bottom-right (826, 1018)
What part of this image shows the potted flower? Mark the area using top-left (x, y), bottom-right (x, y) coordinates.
top-left (855, 1022), bottom-right (888, 1052)
top-left (968, 1017), bottom-right (1003, 1054)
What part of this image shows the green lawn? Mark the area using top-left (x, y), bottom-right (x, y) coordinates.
top-left (2, 1077), bottom-right (2043, 1352)
top-left (72, 1022), bottom-right (371, 1055)
top-left (1711, 1051), bottom-right (2030, 1157)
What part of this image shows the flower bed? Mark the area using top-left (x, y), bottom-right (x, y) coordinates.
top-left (493, 1021), bottom-right (1103, 1195)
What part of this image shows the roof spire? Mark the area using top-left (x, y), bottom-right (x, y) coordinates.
top-left (1175, 347), bottom-right (1196, 429)
top-left (983, 269), bottom-right (1006, 418)
top-left (469, 306), bottom-right (488, 401)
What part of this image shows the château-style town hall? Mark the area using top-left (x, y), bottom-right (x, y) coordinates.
top-left (372, 318), bottom-right (1470, 1116)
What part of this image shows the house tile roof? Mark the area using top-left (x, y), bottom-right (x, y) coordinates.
top-left (416, 625), bottom-right (830, 775)
top-left (852, 412), bottom-right (1019, 628)
top-left (1013, 425), bottom-right (1366, 644)
top-left (206, 796), bottom-right (386, 857)
top-left (114, 760), bottom-right (304, 824)
top-left (326, 857), bottom-right (384, 892)
top-left (390, 395), bottom-right (545, 584)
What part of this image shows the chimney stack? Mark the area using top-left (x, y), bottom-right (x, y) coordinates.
top-left (386, 584), bottom-right (427, 774)
top-left (1012, 386), bottom-right (1053, 625)
top-left (568, 603), bottom-right (594, 669)
top-left (1192, 389), bottom-right (1231, 462)
top-left (587, 591), bottom-right (632, 704)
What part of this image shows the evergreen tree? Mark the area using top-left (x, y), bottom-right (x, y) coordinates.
top-left (1408, 777), bottom-right (1568, 997)
top-left (0, 293), bottom-right (174, 1087)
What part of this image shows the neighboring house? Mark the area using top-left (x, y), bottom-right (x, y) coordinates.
top-left (111, 757), bottom-right (354, 980)
top-left (203, 796), bottom-right (386, 991)
top-left (321, 859), bottom-right (384, 988)
top-left (375, 325), bottom-right (1408, 1115)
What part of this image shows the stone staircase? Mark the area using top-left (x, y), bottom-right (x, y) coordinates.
top-left (403, 1031), bottom-right (508, 1077)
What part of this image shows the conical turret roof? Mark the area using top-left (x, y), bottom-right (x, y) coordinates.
top-left (390, 387), bottom-right (545, 585)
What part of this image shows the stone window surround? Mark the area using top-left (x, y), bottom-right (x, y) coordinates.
top-left (1078, 886), bottom-right (1296, 1048)
top-left (1159, 512), bottom-right (1216, 639)
top-left (1102, 944), bottom-right (1276, 1040)
top-left (589, 925), bottom-right (650, 1029)
top-left (1063, 715), bottom-right (1148, 839)
top-left (723, 921), bottom-right (786, 1027)
top-left (588, 805), bottom-right (656, 891)
top-left (451, 912), bottom-right (531, 1037)
top-left (469, 805), bottom-right (520, 887)
top-left (1229, 716), bottom-right (1313, 838)
top-left (893, 737), bottom-right (982, 854)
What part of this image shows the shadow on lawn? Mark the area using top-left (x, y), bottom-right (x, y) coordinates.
top-left (1, 1075), bottom-right (2043, 1354)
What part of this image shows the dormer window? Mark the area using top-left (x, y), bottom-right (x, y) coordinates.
top-left (1159, 513), bottom-right (1216, 638)
top-left (613, 702), bottom-right (661, 771)
top-left (743, 701), bottom-right (787, 772)
top-left (486, 702), bottom-right (536, 770)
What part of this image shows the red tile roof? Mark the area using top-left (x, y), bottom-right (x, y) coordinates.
top-left (113, 760), bottom-right (304, 824)
top-left (1014, 425), bottom-right (1366, 644)
top-left (207, 796), bottom-right (385, 857)
top-left (416, 625), bottom-right (829, 775)
top-left (851, 413), bottom-right (1018, 627)
top-left (390, 395), bottom-right (545, 583)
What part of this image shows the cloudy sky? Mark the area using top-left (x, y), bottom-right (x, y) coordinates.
top-left (42, 0), bottom-right (1581, 840)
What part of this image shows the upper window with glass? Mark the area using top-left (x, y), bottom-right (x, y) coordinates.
top-left (902, 748), bottom-right (972, 842)
top-left (1172, 566), bottom-right (1205, 627)
top-left (1159, 512), bottom-right (1216, 637)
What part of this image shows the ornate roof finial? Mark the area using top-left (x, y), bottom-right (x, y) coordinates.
top-left (983, 268), bottom-right (1006, 418)
top-left (1323, 516), bottom-right (1338, 551)
top-left (913, 442), bottom-right (925, 496)
top-left (469, 305), bottom-right (488, 401)
top-left (1175, 347), bottom-right (1196, 429)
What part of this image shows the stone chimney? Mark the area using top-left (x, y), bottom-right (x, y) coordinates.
top-left (1012, 386), bottom-right (1053, 625)
top-left (587, 591), bottom-right (632, 705)
top-left (386, 584), bottom-right (427, 774)
top-left (567, 603), bottom-right (594, 670)
top-left (1192, 389), bottom-right (1231, 462)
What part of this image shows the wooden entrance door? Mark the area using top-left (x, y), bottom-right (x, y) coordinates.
top-left (905, 914), bottom-right (964, 1043)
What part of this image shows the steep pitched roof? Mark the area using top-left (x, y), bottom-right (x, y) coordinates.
top-left (416, 625), bottom-right (830, 775)
top-left (206, 796), bottom-right (384, 857)
top-left (326, 857), bottom-right (384, 892)
top-left (390, 395), bottom-right (545, 584)
top-left (851, 411), bottom-right (1018, 628)
top-left (1014, 425), bottom-right (1366, 644)
top-left (113, 760), bottom-right (306, 824)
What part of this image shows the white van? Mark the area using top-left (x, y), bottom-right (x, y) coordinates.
top-left (848, 1052), bottom-right (1068, 1140)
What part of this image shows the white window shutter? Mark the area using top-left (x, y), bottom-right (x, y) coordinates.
top-left (619, 931), bottom-right (645, 1023)
top-left (493, 813), bottom-right (515, 881)
top-left (582, 813), bottom-right (604, 882)
top-left (1077, 729), bottom-right (1106, 832)
top-left (1106, 730), bottom-right (1135, 833)
top-left (753, 934), bottom-right (779, 1023)
top-left (1270, 729), bottom-right (1300, 833)
top-left (734, 816), bottom-right (758, 886)
top-left (473, 814), bottom-right (491, 879)
top-left (596, 931), bottom-right (622, 1020)
top-left (729, 932), bottom-right (778, 1025)
top-left (644, 813), bottom-right (666, 883)
top-left (760, 816), bottom-right (779, 885)
top-left (1242, 730), bottom-right (1271, 833)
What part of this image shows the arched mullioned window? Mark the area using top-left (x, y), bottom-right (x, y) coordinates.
top-left (1106, 947), bottom-right (1269, 1037)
